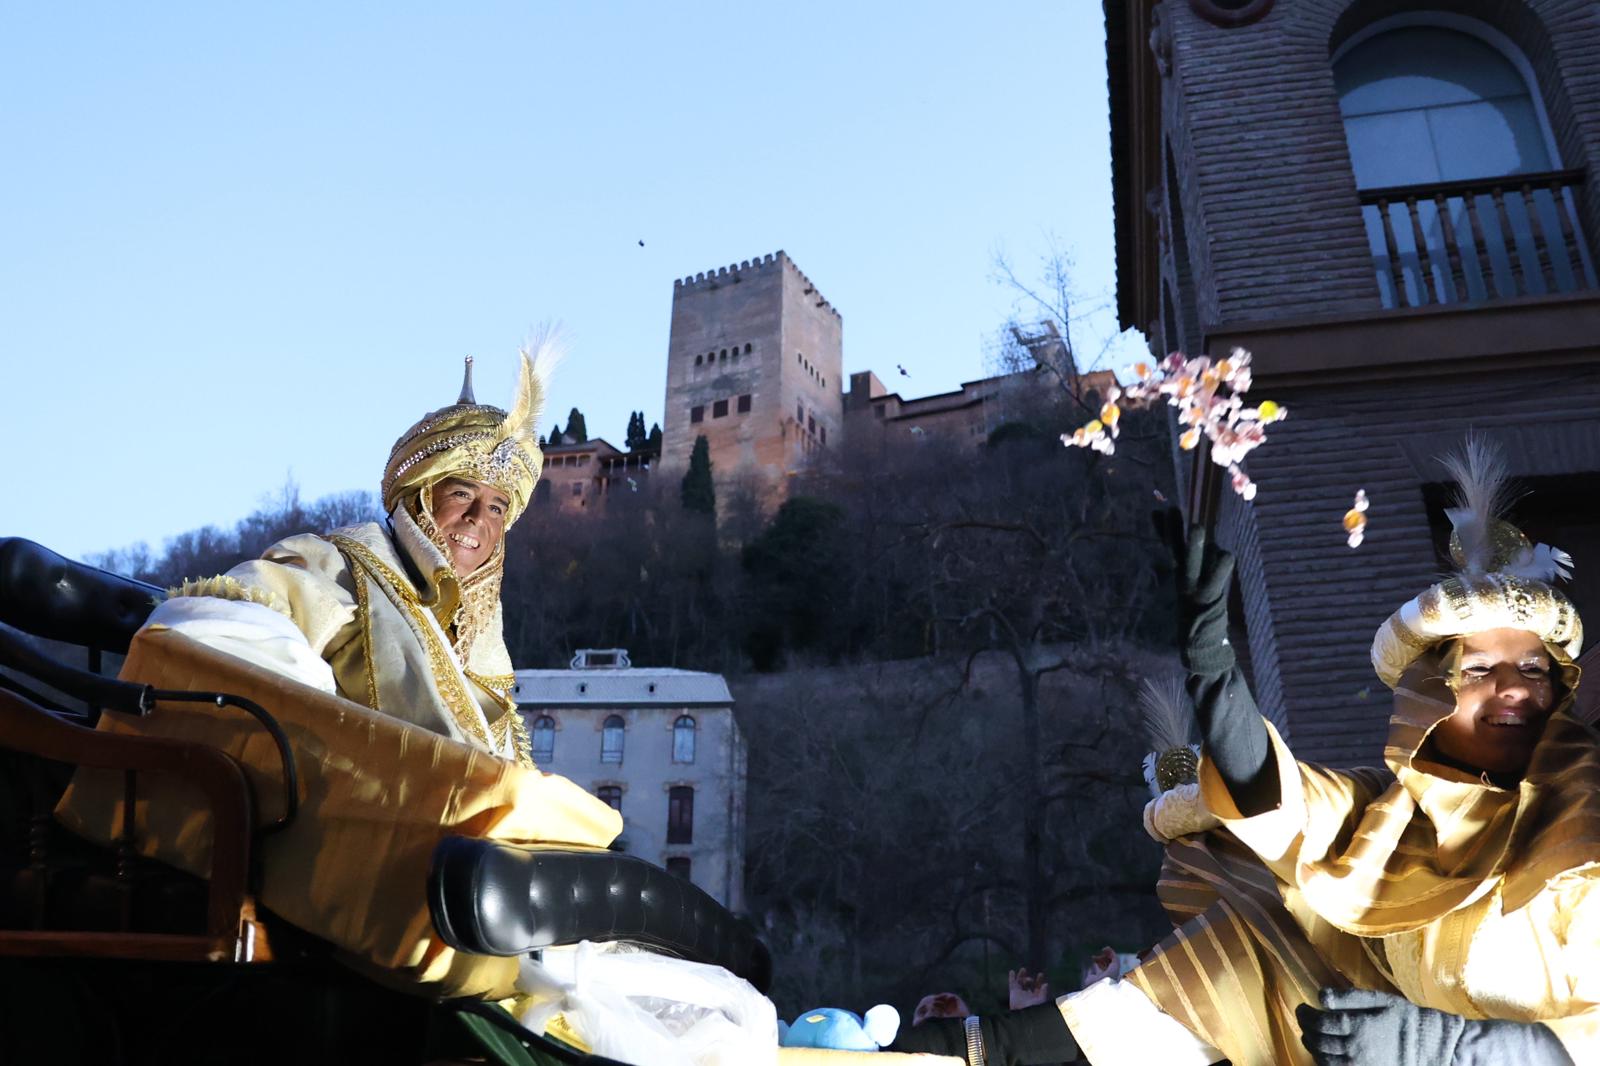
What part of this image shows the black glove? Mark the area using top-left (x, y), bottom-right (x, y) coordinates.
top-left (1157, 509), bottom-right (1236, 677)
top-left (1156, 513), bottom-right (1275, 813)
top-left (1297, 988), bottom-right (1575, 1066)
top-left (887, 1004), bottom-right (1078, 1066)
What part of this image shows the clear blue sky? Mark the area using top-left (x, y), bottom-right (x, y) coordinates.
top-left (1, 1), bottom-right (1143, 561)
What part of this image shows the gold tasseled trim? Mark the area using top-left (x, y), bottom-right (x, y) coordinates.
top-left (490, 709), bottom-right (535, 768)
top-left (470, 672), bottom-right (516, 697)
top-left (166, 575), bottom-right (291, 618)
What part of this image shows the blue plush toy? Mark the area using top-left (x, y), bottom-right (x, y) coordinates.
top-left (778, 1004), bottom-right (901, 1052)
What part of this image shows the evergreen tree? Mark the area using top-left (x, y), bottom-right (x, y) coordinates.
top-left (647, 423), bottom-right (663, 456)
top-left (625, 411), bottom-right (648, 452)
top-left (680, 435), bottom-right (715, 515)
top-left (740, 496), bottom-right (850, 670)
top-left (564, 407), bottom-right (588, 444)
top-left (547, 424), bottom-right (565, 447)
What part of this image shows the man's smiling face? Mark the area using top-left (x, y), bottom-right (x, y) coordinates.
top-left (429, 477), bottom-right (509, 578)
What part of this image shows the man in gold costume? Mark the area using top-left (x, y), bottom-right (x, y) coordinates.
top-left (57, 342), bottom-right (622, 997)
top-left (146, 349), bottom-right (549, 763)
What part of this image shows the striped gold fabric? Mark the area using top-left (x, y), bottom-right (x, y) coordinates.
top-left (1127, 832), bottom-right (1396, 1066)
top-left (1121, 653), bottom-right (1600, 1065)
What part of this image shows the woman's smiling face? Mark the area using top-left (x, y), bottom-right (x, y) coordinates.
top-left (1431, 627), bottom-right (1557, 778)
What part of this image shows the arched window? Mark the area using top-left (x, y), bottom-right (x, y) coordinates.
top-left (601, 715), bottom-right (625, 763)
top-left (673, 715), bottom-right (697, 764)
top-left (1337, 24), bottom-right (1551, 188)
top-left (667, 786), bottom-right (694, 844)
top-left (531, 715), bottom-right (555, 764)
top-left (1334, 20), bottom-right (1593, 306)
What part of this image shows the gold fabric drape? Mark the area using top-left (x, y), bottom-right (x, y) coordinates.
top-left (56, 628), bottom-right (622, 998)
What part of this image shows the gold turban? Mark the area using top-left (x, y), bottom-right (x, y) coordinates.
top-left (1371, 440), bottom-right (1582, 688)
top-left (381, 339), bottom-right (554, 529)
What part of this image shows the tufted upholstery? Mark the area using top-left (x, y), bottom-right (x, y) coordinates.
top-left (428, 836), bottom-right (772, 994)
top-left (0, 538), bottom-right (162, 654)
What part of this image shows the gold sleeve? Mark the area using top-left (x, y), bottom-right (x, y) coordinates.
top-left (1198, 719), bottom-right (1366, 878)
top-left (1540, 874), bottom-right (1600, 1057)
top-left (219, 533), bottom-right (361, 657)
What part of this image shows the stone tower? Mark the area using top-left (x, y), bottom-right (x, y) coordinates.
top-left (658, 251), bottom-right (843, 513)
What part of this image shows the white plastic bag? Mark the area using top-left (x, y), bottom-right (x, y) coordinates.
top-left (516, 941), bottom-right (779, 1066)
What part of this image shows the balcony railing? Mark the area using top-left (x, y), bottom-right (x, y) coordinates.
top-left (1360, 168), bottom-right (1597, 309)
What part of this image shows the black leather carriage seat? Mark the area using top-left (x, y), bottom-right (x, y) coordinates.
top-left (0, 537), bottom-right (162, 653)
top-left (429, 836), bottom-right (773, 995)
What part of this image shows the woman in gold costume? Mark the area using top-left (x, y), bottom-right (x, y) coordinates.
top-left (896, 443), bottom-right (1594, 1066)
top-left (1068, 442), bottom-right (1593, 1066)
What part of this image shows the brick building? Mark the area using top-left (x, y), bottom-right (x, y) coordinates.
top-left (1107, 0), bottom-right (1600, 764)
top-left (842, 323), bottom-right (1119, 452)
top-left (536, 438), bottom-right (654, 514)
top-left (656, 253), bottom-right (1108, 514)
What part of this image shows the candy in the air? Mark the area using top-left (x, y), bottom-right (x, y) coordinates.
top-left (1062, 348), bottom-right (1282, 500)
top-left (1344, 489), bottom-right (1369, 548)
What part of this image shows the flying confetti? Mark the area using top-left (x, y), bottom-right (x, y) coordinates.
top-left (1344, 489), bottom-right (1369, 548)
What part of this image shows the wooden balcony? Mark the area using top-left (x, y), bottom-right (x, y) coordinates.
top-left (1360, 168), bottom-right (1597, 309)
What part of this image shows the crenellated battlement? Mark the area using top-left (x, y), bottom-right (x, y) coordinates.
top-left (674, 251), bottom-right (783, 289)
top-left (673, 250), bottom-right (841, 319)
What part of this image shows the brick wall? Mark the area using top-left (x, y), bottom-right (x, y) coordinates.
top-left (1145, 0), bottom-right (1600, 766)
top-left (1159, 0), bottom-right (1600, 330)
top-left (1227, 362), bottom-right (1600, 766)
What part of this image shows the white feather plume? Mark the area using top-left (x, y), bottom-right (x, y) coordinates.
top-left (509, 324), bottom-right (565, 446)
top-left (1141, 752), bottom-right (1161, 797)
top-left (1439, 435), bottom-right (1510, 576)
top-left (1138, 676), bottom-right (1196, 797)
top-left (1504, 542), bottom-right (1575, 584)
top-left (1139, 676), bottom-right (1194, 752)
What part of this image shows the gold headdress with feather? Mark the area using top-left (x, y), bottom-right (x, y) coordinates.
top-left (1140, 676), bottom-right (1199, 796)
top-left (1371, 437), bottom-right (1582, 689)
top-left (1137, 676), bottom-right (1221, 843)
top-left (381, 334), bottom-right (557, 529)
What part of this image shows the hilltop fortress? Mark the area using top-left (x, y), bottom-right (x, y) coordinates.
top-left (536, 250), bottom-right (1112, 515)
top-left (656, 252), bottom-right (843, 509)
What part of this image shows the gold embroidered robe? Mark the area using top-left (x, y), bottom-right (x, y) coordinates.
top-left (181, 514), bottom-right (527, 760)
top-left (55, 627), bottom-right (622, 997)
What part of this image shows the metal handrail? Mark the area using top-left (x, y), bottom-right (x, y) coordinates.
top-left (1358, 166), bottom-right (1586, 205)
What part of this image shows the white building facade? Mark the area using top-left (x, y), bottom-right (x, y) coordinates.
top-left (512, 649), bottom-right (748, 911)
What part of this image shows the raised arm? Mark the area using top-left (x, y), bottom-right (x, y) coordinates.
top-left (1166, 516), bottom-right (1278, 816)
